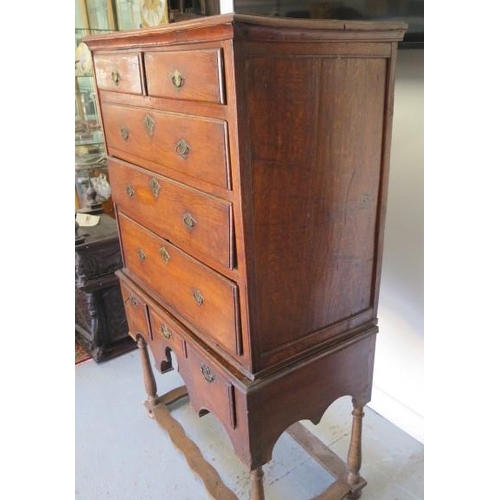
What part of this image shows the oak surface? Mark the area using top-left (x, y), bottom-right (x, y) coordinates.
top-left (85, 13), bottom-right (406, 498)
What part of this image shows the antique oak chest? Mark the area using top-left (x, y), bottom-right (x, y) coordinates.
top-left (85, 14), bottom-right (406, 499)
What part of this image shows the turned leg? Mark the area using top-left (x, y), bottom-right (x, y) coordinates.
top-left (346, 404), bottom-right (365, 499)
top-left (137, 335), bottom-right (158, 418)
top-left (250, 466), bottom-right (265, 500)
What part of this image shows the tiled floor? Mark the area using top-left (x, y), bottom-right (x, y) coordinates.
top-left (75, 349), bottom-right (424, 499)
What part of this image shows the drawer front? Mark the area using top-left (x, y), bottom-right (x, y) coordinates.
top-left (108, 159), bottom-right (234, 269)
top-left (119, 214), bottom-right (241, 357)
top-left (144, 49), bottom-right (225, 104)
top-left (94, 53), bottom-right (143, 94)
top-left (148, 302), bottom-right (187, 370)
top-left (101, 103), bottom-right (230, 189)
top-left (179, 343), bottom-right (237, 430)
top-left (118, 279), bottom-right (149, 339)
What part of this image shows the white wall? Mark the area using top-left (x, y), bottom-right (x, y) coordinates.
top-left (219, 0), bottom-right (234, 14)
top-left (368, 49), bottom-right (424, 443)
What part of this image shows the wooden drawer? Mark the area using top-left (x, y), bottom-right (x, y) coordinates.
top-left (179, 342), bottom-right (237, 431)
top-left (148, 302), bottom-right (187, 372)
top-left (144, 49), bottom-right (225, 104)
top-left (118, 278), bottom-right (150, 339)
top-left (118, 214), bottom-right (241, 358)
top-left (94, 53), bottom-right (143, 95)
top-left (101, 103), bottom-right (230, 189)
top-left (108, 159), bottom-right (234, 269)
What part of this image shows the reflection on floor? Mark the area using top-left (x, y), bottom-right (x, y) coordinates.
top-left (76, 350), bottom-right (424, 499)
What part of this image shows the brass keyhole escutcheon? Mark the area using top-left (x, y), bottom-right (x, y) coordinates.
top-left (126, 185), bottom-right (135, 197)
top-left (137, 248), bottom-right (146, 262)
top-left (159, 246), bottom-right (170, 264)
top-left (192, 289), bottom-right (204, 306)
top-left (111, 69), bottom-right (120, 85)
top-left (201, 364), bottom-right (215, 383)
top-left (175, 139), bottom-right (191, 159)
top-left (161, 324), bottom-right (172, 340)
top-left (120, 125), bottom-right (129, 141)
top-left (149, 177), bottom-right (161, 200)
top-left (183, 213), bottom-right (196, 230)
top-left (143, 114), bottom-right (156, 138)
top-left (171, 69), bottom-right (184, 89)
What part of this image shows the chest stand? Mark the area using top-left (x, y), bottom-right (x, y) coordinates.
top-left (136, 334), bottom-right (367, 500)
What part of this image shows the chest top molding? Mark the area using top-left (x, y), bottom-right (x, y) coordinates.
top-left (83, 13), bottom-right (408, 50)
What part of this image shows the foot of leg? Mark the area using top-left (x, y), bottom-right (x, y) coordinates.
top-left (250, 466), bottom-right (265, 500)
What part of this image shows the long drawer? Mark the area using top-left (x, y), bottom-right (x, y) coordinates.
top-left (118, 213), bottom-right (241, 358)
top-left (101, 102), bottom-right (230, 189)
top-left (108, 159), bottom-right (234, 269)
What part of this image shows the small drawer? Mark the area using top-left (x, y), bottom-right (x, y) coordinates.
top-left (94, 53), bottom-right (143, 94)
top-left (118, 214), bottom-right (241, 358)
top-left (179, 342), bottom-right (237, 430)
top-left (101, 103), bottom-right (230, 189)
top-left (148, 302), bottom-right (187, 372)
top-left (118, 278), bottom-right (150, 339)
top-left (108, 159), bottom-right (234, 269)
top-left (144, 49), bottom-right (225, 104)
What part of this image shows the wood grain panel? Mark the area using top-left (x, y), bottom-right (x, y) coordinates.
top-left (94, 53), bottom-right (143, 94)
top-left (118, 213), bottom-right (241, 358)
top-left (245, 55), bottom-right (387, 356)
top-left (108, 158), bottom-right (234, 269)
top-left (179, 342), bottom-right (237, 431)
top-left (101, 102), bottom-right (230, 189)
top-left (118, 279), bottom-right (149, 339)
top-left (145, 48), bottom-right (225, 104)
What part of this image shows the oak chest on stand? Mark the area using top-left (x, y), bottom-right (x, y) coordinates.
top-left (85, 14), bottom-right (406, 499)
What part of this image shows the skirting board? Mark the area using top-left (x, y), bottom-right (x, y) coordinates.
top-left (368, 386), bottom-right (424, 444)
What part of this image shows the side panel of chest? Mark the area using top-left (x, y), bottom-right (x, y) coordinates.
top-left (235, 42), bottom-right (392, 370)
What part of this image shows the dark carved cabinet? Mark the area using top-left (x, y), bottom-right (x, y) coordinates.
top-left (75, 213), bottom-right (136, 362)
top-left (85, 14), bottom-right (406, 498)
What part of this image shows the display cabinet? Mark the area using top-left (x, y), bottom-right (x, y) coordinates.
top-left (75, 29), bottom-right (114, 216)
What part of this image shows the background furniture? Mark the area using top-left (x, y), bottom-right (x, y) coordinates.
top-left (75, 213), bottom-right (135, 362)
top-left (85, 14), bottom-right (406, 498)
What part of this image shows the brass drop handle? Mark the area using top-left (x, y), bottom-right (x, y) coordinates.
top-left (120, 125), bottom-right (129, 141)
top-left (183, 213), bottom-right (196, 230)
top-left (171, 69), bottom-right (184, 89)
top-left (149, 177), bottom-right (161, 199)
top-left (137, 248), bottom-right (146, 262)
top-left (175, 139), bottom-right (191, 159)
top-left (159, 246), bottom-right (170, 264)
top-left (111, 69), bottom-right (120, 85)
top-left (201, 364), bottom-right (215, 383)
top-left (161, 324), bottom-right (173, 340)
top-left (126, 185), bottom-right (135, 197)
top-left (126, 292), bottom-right (138, 306)
top-left (192, 289), bottom-right (204, 306)
top-left (143, 114), bottom-right (155, 138)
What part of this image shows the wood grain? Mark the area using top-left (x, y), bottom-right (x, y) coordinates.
top-left (85, 15), bottom-right (407, 498)
top-left (108, 158), bottom-right (235, 270)
top-left (118, 213), bottom-right (242, 358)
top-left (243, 53), bottom-right (386, 367)
top-left (94, 52), bottom-right (143, 95)
top-left (145, 48), bottom-right (225, 104)
top-left (101, 102), bottom-right (231, 189)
